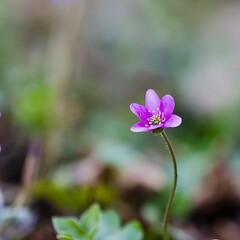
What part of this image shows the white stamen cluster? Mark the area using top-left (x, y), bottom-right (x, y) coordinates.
top-left (145, 108), bottom-right (165, 127)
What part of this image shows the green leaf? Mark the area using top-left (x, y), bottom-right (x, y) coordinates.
top-left (95, 210), bottom-right (120, 239)
top-left (52, 204), bottom-right (144, 240)
top-left (52, 217), bottom-right (84, 238)
top-left (79, 204), bottom-right (101, 237)
top-left (105, 222), bottom-right (143, 240)
top-left (56, 234), bottom-right (75, 240)
top-left (57, 234), bottom-right (86, 240)
top-left (120, 222), bottom-right (143, 240)
top-left (101, 210), bottom-right (120, 231)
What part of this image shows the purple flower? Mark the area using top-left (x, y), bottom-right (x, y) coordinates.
top-left (130, 89), bottom-right (182, 132)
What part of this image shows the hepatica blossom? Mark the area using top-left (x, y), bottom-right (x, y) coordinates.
top-left (130, 89), bottom-right (182, 132)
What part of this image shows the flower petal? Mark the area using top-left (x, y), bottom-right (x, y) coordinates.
top-left (130, 103), bottom-right (152, 122)
top-left (145, 89), bottom-right (161, 112)
top-left (160, 94), bottom-right (175, 120)
top-left (131, 122), bottom-right (160, 132)
top-left (161, 115), bottom-right (182, 129)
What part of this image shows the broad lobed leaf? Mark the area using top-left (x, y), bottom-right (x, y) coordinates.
top-left (53, 217), bottom-right (84, 238)
top-left (52, 204), bottom-right (143, 240)
top-left (79, 204), bottom-right (101, 237)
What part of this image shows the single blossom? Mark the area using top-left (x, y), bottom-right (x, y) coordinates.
top-left (130, 89), bottom-right (182, 132)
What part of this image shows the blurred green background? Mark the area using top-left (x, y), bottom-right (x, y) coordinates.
top-left (0, 0), bottom-right (240, 240)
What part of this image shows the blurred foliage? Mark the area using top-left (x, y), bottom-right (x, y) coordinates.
top-left (33, 182), bottom-right (115, 213)
top-left (14, 82), bottom-right (54, 132)
top-left (53, 204), bottom-right (143, 240)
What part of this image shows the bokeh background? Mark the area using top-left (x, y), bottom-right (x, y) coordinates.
top-left (0, 0), bottom-right (240, 240)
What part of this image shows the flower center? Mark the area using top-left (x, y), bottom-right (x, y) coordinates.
top-left (150, 115), bottom-right (162, 125)
top-left (145, 108), bottom-right (165, 127)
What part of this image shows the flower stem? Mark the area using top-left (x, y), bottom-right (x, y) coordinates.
top-left (161, 131), bottom-right (178, 240)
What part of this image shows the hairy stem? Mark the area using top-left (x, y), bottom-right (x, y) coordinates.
top-left (161, 131), bottom-right (178, 240)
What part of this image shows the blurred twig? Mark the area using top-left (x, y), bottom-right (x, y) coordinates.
top-left (41, 0), bottom-right (87, 174)
top-left (14, 138), bottom-right (42, 207)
